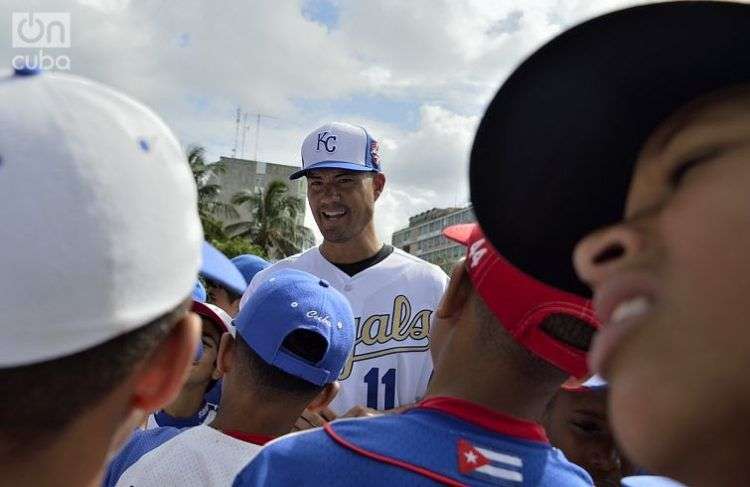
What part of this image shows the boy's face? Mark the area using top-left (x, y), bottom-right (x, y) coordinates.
top-left (186, 317), bottom-right (223, 386)
top-left (206, 282), bottom-right (240, 317)
top-left (574, 87), bottom-right (750, 479)
top-left (544, 389), bottom-right (630, 486)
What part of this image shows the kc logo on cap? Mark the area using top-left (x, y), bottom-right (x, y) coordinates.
top-left (316, 131), bottom-right (337, 153)
top-left (290, 121), bottom-right (382, 180)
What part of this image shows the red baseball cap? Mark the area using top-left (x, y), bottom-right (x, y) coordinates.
top-left (191, 300), bottom-right (233, 334)
top-left (443, 224), bottom-right (599, 378)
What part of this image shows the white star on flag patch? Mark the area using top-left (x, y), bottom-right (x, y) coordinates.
top-left (457, 439), bottom-right (523, 483)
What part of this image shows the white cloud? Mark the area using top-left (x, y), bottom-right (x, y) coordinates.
top-left (1, 0), bottom-right (653, 247)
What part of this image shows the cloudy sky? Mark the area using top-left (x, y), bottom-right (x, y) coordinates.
top-left (2, 0), bottom-right (649, 243)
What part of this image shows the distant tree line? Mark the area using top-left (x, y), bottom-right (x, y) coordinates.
top-left (188, 145), bottom-right (309, 260)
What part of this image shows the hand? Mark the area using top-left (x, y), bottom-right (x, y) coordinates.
top-left (292, 406), bottom-right (338, 431)
top-left (341, 405), bottom-right (380, 419)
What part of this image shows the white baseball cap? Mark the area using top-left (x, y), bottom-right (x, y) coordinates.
top-left (290, 122), bottom-right (381, 180)
top-left (0, 67), bottom-right (203, 367)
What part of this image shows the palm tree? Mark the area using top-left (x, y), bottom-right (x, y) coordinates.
top-left (188, 145), bottom-right (239, 224)
top-left (226, 180), bottom-right (308, 259)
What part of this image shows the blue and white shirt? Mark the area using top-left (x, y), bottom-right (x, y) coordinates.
top-left (233, 396), bottom-right (593, 486)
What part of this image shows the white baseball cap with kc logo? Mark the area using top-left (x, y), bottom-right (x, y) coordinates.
top-left (0, 67), bottom-right (202, 367)
top-left (290, 122), bottom-right (381, 180)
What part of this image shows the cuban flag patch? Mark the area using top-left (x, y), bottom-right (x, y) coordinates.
top-left (457, 439), bottom-right (523, 484)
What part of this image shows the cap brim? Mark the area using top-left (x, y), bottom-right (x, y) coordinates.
top-left (192, 300), bottom-right (232, 333)
top-left (470, 1), bottom-right (750, 297)
top-left (289, 161), bottom-right (379, 180)
top-left (443, 223), bottom-right (476, 245)
top-left (201, 242), bottom-right (247, 295)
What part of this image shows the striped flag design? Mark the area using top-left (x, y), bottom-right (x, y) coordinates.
top-left (457, 439), bottom-right (523, 484)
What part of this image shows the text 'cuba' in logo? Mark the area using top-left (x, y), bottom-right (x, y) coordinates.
top-left (306, 309), bottom-right (333, 327)
top-left (316, 131), bottom-right (337, 153)
top-left (12, 12), bottom-right (71, 71)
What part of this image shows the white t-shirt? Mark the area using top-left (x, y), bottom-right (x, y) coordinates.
top-left (115, 425), bottom-right (264, 487)
top-left (240, 246), bottom-right (449, 414)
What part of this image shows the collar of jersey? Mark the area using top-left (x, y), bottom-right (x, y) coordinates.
top-left (416, 396), bottom-right (549, 443)
top-left (221, 430), bottom-right (274, 445)
top-left (316, 245), bottom-right (392, 281)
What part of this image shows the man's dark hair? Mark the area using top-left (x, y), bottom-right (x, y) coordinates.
top-left (0, 301), bottom-right (188, 454)
top-left (233, 330), bottom-right (326, 399)
top-left (472, 292), bottom-right (574, 384)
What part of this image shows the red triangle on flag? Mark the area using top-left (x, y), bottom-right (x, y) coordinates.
top-left (458, 439), bottom-right (490, 474)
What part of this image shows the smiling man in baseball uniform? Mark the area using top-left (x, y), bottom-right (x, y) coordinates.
top-left (241, 122), bottom-right (448, 423)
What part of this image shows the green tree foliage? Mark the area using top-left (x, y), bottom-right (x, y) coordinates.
top-left (226, 180), bottom-right (307, 259)
top-left (187, 145), bottom-right (266, 259)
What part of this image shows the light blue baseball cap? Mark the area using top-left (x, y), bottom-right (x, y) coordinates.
top-left (192, 281), bottom-right (207, 302)
top-left (290, 122), bottom-right (381, 180)
top-left (234, 269), bottom-right (355, 386)
top-left (201, 242), bottom-right (247, 296)
top-left (231, 254), bottom-right (270, 285)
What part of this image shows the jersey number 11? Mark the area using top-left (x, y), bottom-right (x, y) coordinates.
top-left (364, 367), bottom-right (396, 410)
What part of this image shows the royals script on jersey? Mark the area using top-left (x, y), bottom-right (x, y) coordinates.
top-left (240, 247), bottom-right (449, 414)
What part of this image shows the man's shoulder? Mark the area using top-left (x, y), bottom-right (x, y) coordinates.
top-left (385, 248), bottom-right (449, 283)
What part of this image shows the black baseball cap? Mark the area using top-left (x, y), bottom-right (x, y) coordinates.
top-left (470, 1), bottom-right (750, 298)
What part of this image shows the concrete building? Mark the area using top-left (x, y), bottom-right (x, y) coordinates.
top-left (207, 156), bottom-right (315, 252)
top-left (392, 206), bottom-right (475, 272)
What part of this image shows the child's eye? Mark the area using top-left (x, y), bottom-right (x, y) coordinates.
top-left (571, 420), bottom-right (603, 434)
top-left (669, 150), bottom-right (719, 187)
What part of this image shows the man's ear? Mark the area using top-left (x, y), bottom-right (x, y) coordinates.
top-left (307, 381), bottom-right (340, 411)
top-left (372, 173), bottom-right (386, 201)
top-left (130, 310), bottom-right (201, 412)
top-left (216, 332), bottom-right (235, 378)
top-left (436, 260), bottom-right (471, 322)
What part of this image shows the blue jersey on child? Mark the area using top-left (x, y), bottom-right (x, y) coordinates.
top-left (104, 426), bottom-right (183, 487)
top-left (233, 397), bottom-right (592, 486)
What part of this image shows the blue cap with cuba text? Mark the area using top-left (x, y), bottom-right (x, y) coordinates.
top-left (290, 122), bottom-right (381, 180)
top-left (233, 269), bottom-right (355, 386)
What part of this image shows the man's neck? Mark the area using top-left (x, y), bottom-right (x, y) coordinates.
top-left (163, 382), bottom-right (207, 418)
top-left (426, 359), bottom-right (561, 424)
top-left (210, 393), bottom-right (304, 439)
top-left (320, 225), bottom-right (382, 264)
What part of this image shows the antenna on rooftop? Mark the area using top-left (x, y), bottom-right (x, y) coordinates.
top-left (240, 112), bottom-right (250, 159)
top-left (232, 107), bottom-right (241, 158)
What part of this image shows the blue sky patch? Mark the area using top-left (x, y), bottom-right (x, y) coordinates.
top-left (295, 94), bottom-right (421, 131)
top-left (301, 0), bottom-right (339, 30)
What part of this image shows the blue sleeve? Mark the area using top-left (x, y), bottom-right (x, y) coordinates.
top-left (102, 426), bottom-right (182, 487)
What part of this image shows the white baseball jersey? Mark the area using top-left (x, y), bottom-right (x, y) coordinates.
top-left (240, 246), bottom-right (449, 415)
top-left (114, 425), bottom-right (264, 487)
